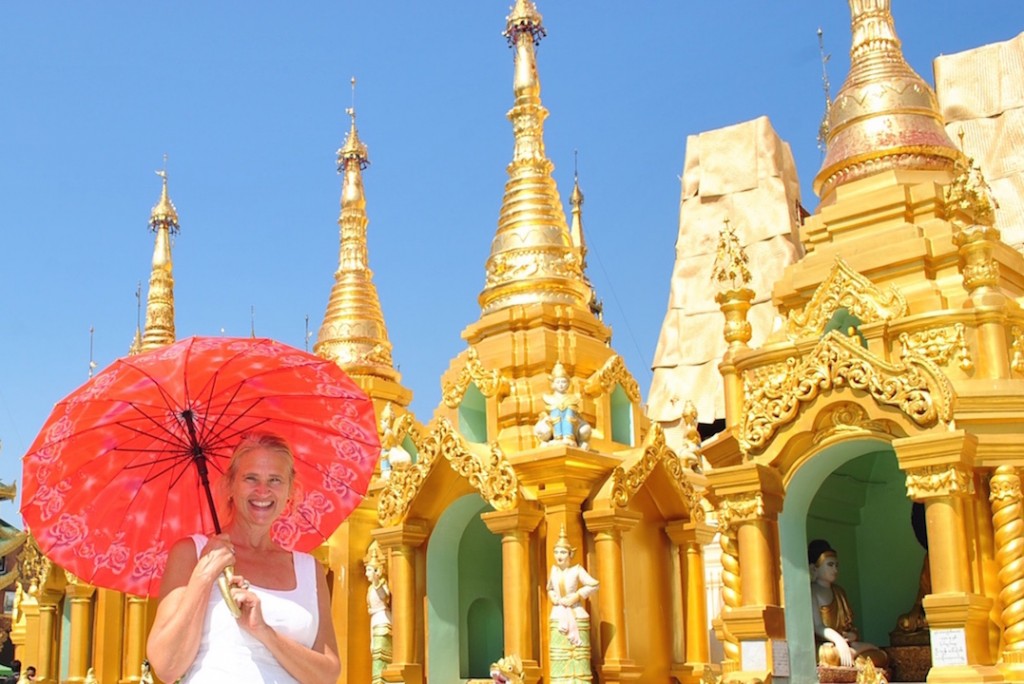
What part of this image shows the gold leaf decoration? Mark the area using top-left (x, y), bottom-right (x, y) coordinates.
top-left (431, 419), bottom-right (519, 512)
top-left (905, 464), bottom-right (973, 500)
top-left (898, 323), bottom-right (972, 370)
top-left (583, 354), bottom-right (641, 404)
top-left (441, 347), bottom-right (511, 408)
top-left (610, 423), bottom-right (702, 518)
top-left (741, 332), bottom-right (952, 454)
top-left (786, 258), bottom-right (907, 339)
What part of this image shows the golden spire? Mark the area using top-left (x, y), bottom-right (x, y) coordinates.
top-left (814, 0), bottom-right (960, 201)
top-left (569, 153), bottom-right (587, 267)
top-left (139, 162), bottom-right (178, 353)
top-left (478, 0), bottom-right (590, 314)
top-left (314, 86), bottom-right (400, 383)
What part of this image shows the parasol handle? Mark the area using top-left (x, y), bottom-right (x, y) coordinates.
top-left (217, 566), bottom-right (242, 618)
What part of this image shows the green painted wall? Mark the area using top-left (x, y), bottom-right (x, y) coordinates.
top-left (458, 510), bottom-right (503, 677)
top-left (610, 384), bottom-right (633, 446)
top-left (459, 384), bottom-right (488, 444)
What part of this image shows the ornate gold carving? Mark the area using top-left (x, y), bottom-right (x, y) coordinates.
top-left (855, 657), bottom-right (887, 684)
top-left (18, 535), bottom-right (52, 590)
top-left (786, 258), bottom-right (908, 340)
top-left (718, 522), bottom-right (741, 665)
top-left (1012, 327), bottom-right (1024, 375)
top-left (945, 130), bottom-right (998, 230)
top-left (441, 348), bottom-right (511, 408)
top-left (990, 466), bottom-right (1024, 660)
top-left (583, 354), bottom-right (641, 404)
top-left (711, 219), bottom-right (751, 292)
top-left (905, 465), bottom-right (973, 500)
top-left (437, 425), bottom-right (518, 512)
top-left (742, 332), bottom-right (952, 454)
top-left (377, 429), bottom-right (434, 527)
top-left (717, 493), bottom-right (765, 529)
top-left (898, 323), bottom-right (972, 371)
top-left (609, 423), bottom-right (702, 518)
top-left (811, 402), bottom-right (896, 445)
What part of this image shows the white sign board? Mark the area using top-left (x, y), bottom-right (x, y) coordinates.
top-left (931, 627), bottom-right (968, 667)
top-left (771, 639), bottom-right (791, 677)
top-left (741, 640), bottom-right (768, 671)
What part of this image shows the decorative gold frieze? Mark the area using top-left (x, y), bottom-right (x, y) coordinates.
top-left (609, 423), bottom-right (702, 519)
top-left (898, 323), bottom-right (972, 372)
top-left (583, 354), bottom-right (641, 404)
top-left (433, 419), bottom-right (518, 512)
top-left (441, 347), bottom-right (511, 408)
top-left (377, 447), bottom-right (435, 528)
top-left (717, 493), bottom-right (766, 529)
top-left (904, 464), bottom-right (974, 500)
top-left (786, 258), bottom-right (908, 340)
top-left (811, 402), bottom-right (897, 445)
top-left (742, 332), bottom-right (952, 454)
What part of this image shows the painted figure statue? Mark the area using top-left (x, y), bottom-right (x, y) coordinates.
top-left (535, 362), bottom-right (592, 450)
top-left (378, 402), bottom-right (412, 480)
top-left (809, 539), bottom-right (888, 670)
top-left (547, 525), bottom-right (599, 683)
top-left (364, 541), bottom-right (393, 684)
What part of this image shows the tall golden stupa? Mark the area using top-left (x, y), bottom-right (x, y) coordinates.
top-left (13, 1), bottom-right (1024, 683)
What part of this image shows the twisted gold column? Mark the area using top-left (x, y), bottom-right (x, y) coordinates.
top-left (719, 523), bottom-right (741, 670)
top-left (991, 466), bottom-right (1024, 679)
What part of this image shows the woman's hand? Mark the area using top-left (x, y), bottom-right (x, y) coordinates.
top-left (193, 533), bottom-right (235, 583)
top-left (230, 575), bottom-right (273, 640)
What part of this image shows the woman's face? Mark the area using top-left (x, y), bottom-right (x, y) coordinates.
top-left (554, 545), bottom-right (571, 568)
top-left (229, 447), bottom-right (293, 527)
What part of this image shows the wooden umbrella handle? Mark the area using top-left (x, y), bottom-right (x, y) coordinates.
top-left (217, 566), bottom-right (242, 618)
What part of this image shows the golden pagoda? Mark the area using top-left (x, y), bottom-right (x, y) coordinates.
top-left (650, 1), bottom-right (1024, 682)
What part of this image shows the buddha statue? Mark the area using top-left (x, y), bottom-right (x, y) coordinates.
top-left (534, 362), bottom-right (592, 450)
top-left (808, 539), bottom-right (888, 670)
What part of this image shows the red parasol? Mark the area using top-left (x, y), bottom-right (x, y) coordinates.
top-left (21, 336), bottom-right (380, 597)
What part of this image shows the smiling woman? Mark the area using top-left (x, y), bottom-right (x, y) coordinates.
top-left (146, 432), bottom-right (340, 684)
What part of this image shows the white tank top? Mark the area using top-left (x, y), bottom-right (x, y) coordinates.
top-left (182, 535), bottom-right (320, 684)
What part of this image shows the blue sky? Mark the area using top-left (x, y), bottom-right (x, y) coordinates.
top-left (1, 2), bottom-right (1021, 523)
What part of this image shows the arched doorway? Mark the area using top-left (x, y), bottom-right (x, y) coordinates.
top-left (426, 493), bottom-right (503, 682)
top-left (778, 438), bottom-right (925, 683)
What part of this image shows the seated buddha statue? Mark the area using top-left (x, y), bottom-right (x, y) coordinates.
top-left (808, 539), bottom-right (888, 670)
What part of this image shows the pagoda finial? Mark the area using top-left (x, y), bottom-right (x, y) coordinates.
top-left (480, 1), bottom-right (590, 314)
top-left (140, 161), bottom-right (177, 352)
top-left (814, 0), bottom-right (959, 201)
top-left (816, 27), bottom-right (832, 155)
top-left (315, 96), bottom-right (401, 386)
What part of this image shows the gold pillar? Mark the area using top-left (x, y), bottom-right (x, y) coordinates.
top-left (373, 520), bottom-right (429, 684)
top-left (93, 588), bottom-right (125, 684)
top-left (716, 288), bottom-right (754, 429)
top-left (954, 222), bottom-right (1011, 380)
top-left (36, 589), bottom-right (63, 684)
top-left (482, 503), bottom-right (544, 684)
top-left (990, 466), bottom-right (1024, 681)
top-left (120, 595), bottom-right (149, 684)
top-left (65, 581), bottom-right (96, 684)
top-left (708, 463), bottom-right (785, 682)
top-left (896, 431), bottom-right (1000, 683)
top-left (583, 508), bottom-right (644, 683)
top-left (666, 519), bottom-right (716, 677)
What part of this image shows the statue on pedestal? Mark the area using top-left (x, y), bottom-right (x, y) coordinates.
top-left (809, 540), bottom-right (888, 672)
top-left (364, 541), bottom-right (392, 684)
top-left (547, 525), bottom-right (599, 684)
top-left (535, 362), bottom-right (592, 450)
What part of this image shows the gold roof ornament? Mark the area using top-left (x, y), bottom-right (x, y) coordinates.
top-left (140, 162), bottom-right (178, 353)
top-left (814, 0), bottom-right (960, 201)
top-left (314, 86), bottom-right (401, 384)
top-left (570, 158), bottom-right (603, 319)
top-left (478, 0), bottom-right (590, 314)
top-left (945, 130), bottom-right (998, 229)
top-left (711, 218), bottom-right (752, 294)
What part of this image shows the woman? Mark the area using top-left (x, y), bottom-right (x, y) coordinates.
top-left (546, 525), bottom-right (598, 684)
top-left (147, 433), bottom-right (339, 684)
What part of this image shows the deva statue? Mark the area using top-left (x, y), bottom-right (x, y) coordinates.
top-left (534, 362), bottom-right (592, 450)
top-left (547, 525), bottom-right (599, 683)
top-left (364, 541), bottom-right (393, 683)
top-left (808, 539), bottom-right (888, 670)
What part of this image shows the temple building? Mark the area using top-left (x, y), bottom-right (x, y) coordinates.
top-left (14, 1), bottom-right (1024, 684)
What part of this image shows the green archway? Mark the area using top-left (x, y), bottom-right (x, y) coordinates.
top-left (426, 493), bottom-right (503, 682)
top-left (778, 439), bottom-right (925, 683)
